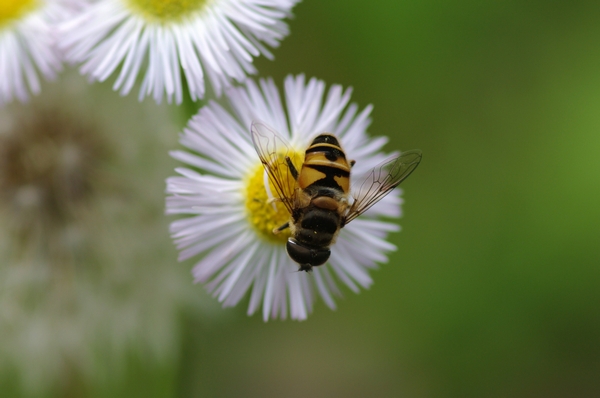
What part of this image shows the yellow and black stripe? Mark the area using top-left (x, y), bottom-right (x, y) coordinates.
top-left (298, 134), bottom-right (352, 194)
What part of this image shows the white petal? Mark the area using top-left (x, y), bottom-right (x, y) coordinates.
top-left (59, 0), bottom-right (300, 103)
top-left (0, 0), bottom-right (71, 105)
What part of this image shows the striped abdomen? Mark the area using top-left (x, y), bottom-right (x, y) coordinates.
top-left (286, 134), bottom-right (351, 270)
top-left (297, 134), bottom-right (352, 196)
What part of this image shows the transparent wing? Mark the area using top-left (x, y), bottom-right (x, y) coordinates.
top-left (250, 121), bottom-right (298, 215)
top-left (344, 149), bottom-right (422, 224)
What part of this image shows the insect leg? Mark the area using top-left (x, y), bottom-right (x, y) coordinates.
top-left (285, 157), bottom-right (299, 180)
top-left (272, 222), bottom-right (290, 234)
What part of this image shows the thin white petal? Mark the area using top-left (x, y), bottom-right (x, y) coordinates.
top-left (0, 0), bottom-right (69, 105)
top-left (59, 0), bottom-right (300, 103)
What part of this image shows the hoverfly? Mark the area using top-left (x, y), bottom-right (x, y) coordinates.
top-left (251, 121), bottom-right (422, 272)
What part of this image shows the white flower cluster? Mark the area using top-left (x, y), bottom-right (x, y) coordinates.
top-left (1, 0), bottom-right (419, 324)
top-left (1, 0), bottom-right (299, 105)
top-left (0, 1), bottom-right (424, 396)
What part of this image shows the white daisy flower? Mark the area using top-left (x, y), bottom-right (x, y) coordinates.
top-left (167, 74), bottom-right (419, 321)
top-left (0, 0), bottom-right (74, 105)
top-left (59, 0), bottom-right (299, 104)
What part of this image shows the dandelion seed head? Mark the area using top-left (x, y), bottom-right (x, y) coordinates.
top-left (125, 0), bottom-right (209, 24)
top-left (1, 72), bottom-right (200, 393)
top-left (0, 108), bottom-right (103, 246)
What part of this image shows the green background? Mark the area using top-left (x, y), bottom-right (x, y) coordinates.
top-left (6, 0), bottom-right (600, 397)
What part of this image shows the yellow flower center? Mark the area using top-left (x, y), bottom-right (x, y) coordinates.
top-left (0, 0), bottom-right (38, 27)
top-left (244, 152), bottom-right (303, 244)
top-left (125, 0), bottom-right (209, 23)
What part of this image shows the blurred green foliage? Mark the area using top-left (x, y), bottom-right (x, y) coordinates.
top-left (4, 0), bottom-right (600, 397)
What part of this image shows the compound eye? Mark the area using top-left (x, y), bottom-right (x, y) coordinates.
top-left (286, 239), bottom-right (330, 267)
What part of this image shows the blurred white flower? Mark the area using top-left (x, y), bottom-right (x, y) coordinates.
top-left (167, 75), bottom-right (407, 321)
top-left (59, 0), bottom-right (300, 104)
top-left (0, 72), bottom-right (196, 395)
top-left (0, 0), bottom-right (76, 105)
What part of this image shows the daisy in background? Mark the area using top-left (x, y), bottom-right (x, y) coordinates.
top-left (0, 0), bottom-right (75, 105)
top-left (59, 0), bottom-right (300, 104)
top-left (167, 74), bottom-right (416, 321)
